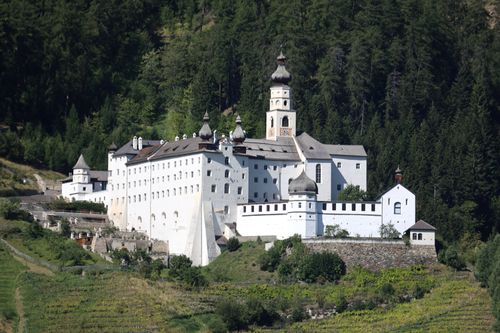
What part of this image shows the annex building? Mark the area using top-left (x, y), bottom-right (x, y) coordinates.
top-left (61, 53), bottom-right (423, 265)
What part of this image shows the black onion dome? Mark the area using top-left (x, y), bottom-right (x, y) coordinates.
top-left (271, 51), bottom-right (292, 85)
top-left (199, 112), bottom-right (213, 141)
top-left (232, 115), bottom-right (246, 144)
top-left (288, 170), bottom-right (318, 195)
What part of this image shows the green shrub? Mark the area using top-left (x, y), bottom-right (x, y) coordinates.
top-left (216, 298), bottom-right (248, 331)
top-left (182, 267), bottom-right (208, 288)
top-left (297, 251), bottom-right (346, 283)
top-left (438, 245), bottom-right (466, 270)
top-left (47, 198), bottom-right (106, 213)
top-left (169, 254), bottom-right (193, 279)
top-left (226, 237), bottom-right (241, 252)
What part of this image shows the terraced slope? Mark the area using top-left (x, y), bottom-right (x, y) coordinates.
top-left (292, 273), bottom-right (494, 333)
top-left (18, 271), bottom-right (212, 333)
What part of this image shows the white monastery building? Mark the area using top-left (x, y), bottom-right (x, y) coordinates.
top-left (61, 53), bottom-right (429, 265)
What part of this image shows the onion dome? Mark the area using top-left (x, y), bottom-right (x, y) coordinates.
top-left (73, 154), bottom-right (90, 170)
top-left (199, 112), bottom-right (213, 141)
top-left (271, 51), bottom-right (292, 85)
top-left (232, 115), bottom-right (246, 144)
top-left (288, 170), bottom-right (318, 195)
top-left (108, 142), bottom-right (117, 152)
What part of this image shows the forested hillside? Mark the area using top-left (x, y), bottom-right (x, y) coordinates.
top-left (1, 0), bottom-right (499, 244)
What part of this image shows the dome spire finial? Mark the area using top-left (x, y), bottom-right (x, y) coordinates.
top-left (232, 113), bottom-right (246, 144)
top-left (199, 112), bottom-right (213, 141)
top-left (271, 49), bottom-right (292, 85)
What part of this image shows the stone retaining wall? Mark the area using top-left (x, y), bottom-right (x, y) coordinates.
top-left (303, 239), bottom-right (437, 271)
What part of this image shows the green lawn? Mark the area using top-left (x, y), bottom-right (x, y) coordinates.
top-left (203, 241), bottom-right (276, 283)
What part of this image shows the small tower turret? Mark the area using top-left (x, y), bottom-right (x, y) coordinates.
top-left (73, 154), bottom-right (90, 184)
top-left (267, 51), bottom-right (296, 140)
top-left (395, 166), bottom-right (403, 184)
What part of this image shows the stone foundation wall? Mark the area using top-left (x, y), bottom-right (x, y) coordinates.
top-left (303, 239), bottom-right (437, 271)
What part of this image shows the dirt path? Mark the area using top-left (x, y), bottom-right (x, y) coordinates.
top-left (0, 319), bottom-right (14, 333)
top-left (15, 288), bottom-right (25, 333)
top-left (33, 174), bottom-right (46, 193)
top-left (10, 253), bottom-right (54, 277)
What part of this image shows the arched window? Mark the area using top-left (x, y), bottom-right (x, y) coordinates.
top-left (418, 233), bottom-right (422, 240)
top-left (138, 216), bottom-right (142, 224)
top-left (282, 116), bottom-right (289, 127)
top-left (162, 212), bottom-right (166, 220)
top-left (225, 157), bottom-right (229, 165)
top-left (394, 202), bottom-right (401, 214)
top-left (412, 232), bottom-right (417, 240)
top-left (151, 214), bottom-right (155, 221)
top-left (315, 164), bottom-right (321, 183)
top-left (224, 170), bottom-right (230, 178)
top-left (271, 117), bottom-right (274, 128)
top-left (224, 183), bottom-right (230, 194)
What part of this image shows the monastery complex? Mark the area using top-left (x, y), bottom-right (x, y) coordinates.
top-left (62, 53), bottom-right (435, 265)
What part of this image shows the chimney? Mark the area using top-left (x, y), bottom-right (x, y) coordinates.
top-left (138, 137), bottom-right (143, 150)
top-left (182, 134), bottom-right (187, 140)
top-left (132, 136), bottom-right (138, 150)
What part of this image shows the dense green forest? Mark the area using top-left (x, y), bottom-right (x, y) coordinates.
top-left (0, 0), bottom-right (499, 245)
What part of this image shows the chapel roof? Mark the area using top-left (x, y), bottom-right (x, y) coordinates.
top-left (243, 137), bottom-right (300, 161)
top-left (295, 132), bottom-right (333, 160)
top-left (324, 144), bottom-right (367, 157)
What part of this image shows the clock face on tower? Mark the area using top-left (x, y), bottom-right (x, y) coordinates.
top-left (280, 128), bottom-right (291, 136)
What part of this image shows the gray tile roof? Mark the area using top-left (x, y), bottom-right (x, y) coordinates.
top-left (407, 220), bottom-right (436, 231)
top-left (243, 137), bottom-right (300, 161)
top-left (295, 132), bottom-right (332, 160)
top-left (89, 171), bottom-right (108, 182)
top-left (324, 144), bottom-right (367, 157)
top-left (73, 154), bottom-right (90, 169)
top-left (113, 139), bottom-right (162, 157)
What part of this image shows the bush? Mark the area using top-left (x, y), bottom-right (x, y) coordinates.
top-left (216, 298), bottom-right (248, 331)
top-left (47, 198), bottom-right (106, 213)
top-left (297, 251), bottom-right (346, 283)
top-left (216, 297), bottom-right (278, 331)
top-left (379, 223), bottom-right (401, 238)
top-left (0, 198), bottom-right (32, 221)
top-left (169, 254), bottom-right (193, 279)
top-left (182, 267), bottom-right (208, 288)
top-left (438, 245), bottom-right (466, 270)
top-left (226, 237), bottom-right (241, 252)
top-left (325, 224), bottom-right (349, 238)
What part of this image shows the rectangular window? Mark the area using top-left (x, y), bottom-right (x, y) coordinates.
top-left (322, 203), bottom-right (326, 210)
top-left (237, 187), bottom-right (242, 195)
top-left (273, 166), bottom-right (277, 171)
top-left (254, 192), bottom-right (258, 198)
top-left (332, 203), bottom-right (336, 211)
top-left (342, 203), bottom-right (346, 211)
top-left (361, 204), bottom-right (366, 211)
top-left (263, 178), bottom-right (268, 183)
top-left (272, 178), bottom-right (277, 184)
top-left (251, 206), bottom-right (254, 212)
top-left (282, 204), bottom-right (287, 210)
top-left (264, 165), bottom-right (268, 170)
top-left (352, 203), bottom-right (356, 211)
top-left (337, 184), bottom-right (341, 191)
top-left (356, 163), bottom-right (360, 169)
top-left (254, 164), bottom-right (258, 169)
top-left (207, 158), bottom-right (211, 164)
top-left (207, 170), bottom-right (212, 176)
top-left (242, 173), bottom-right (245, 179)
top-left (371, 204), bottom-right (376, 212)
top-left (266, 205), bottom-right (270, 212)
top-left (211, 185), bottom-right (216, 193)
top-left (254, 177), bottom-right (258, 183)
top-left (259, 206), bottom-right (262, 212)
top-left (224, 206), bottom-right (229, 214)
top-left (243, 206), bottom-right (246, 213)
top-left (274, 204), bottom-right (278, 211)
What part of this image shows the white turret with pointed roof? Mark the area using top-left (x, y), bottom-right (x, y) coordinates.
top-left (267, 51), bottom-right (296, 140)
top-left (73, 154), bottom-right (90, 184)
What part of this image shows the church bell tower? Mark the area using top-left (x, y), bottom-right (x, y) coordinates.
top-left (266, 52), bottom-right (296, 140)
